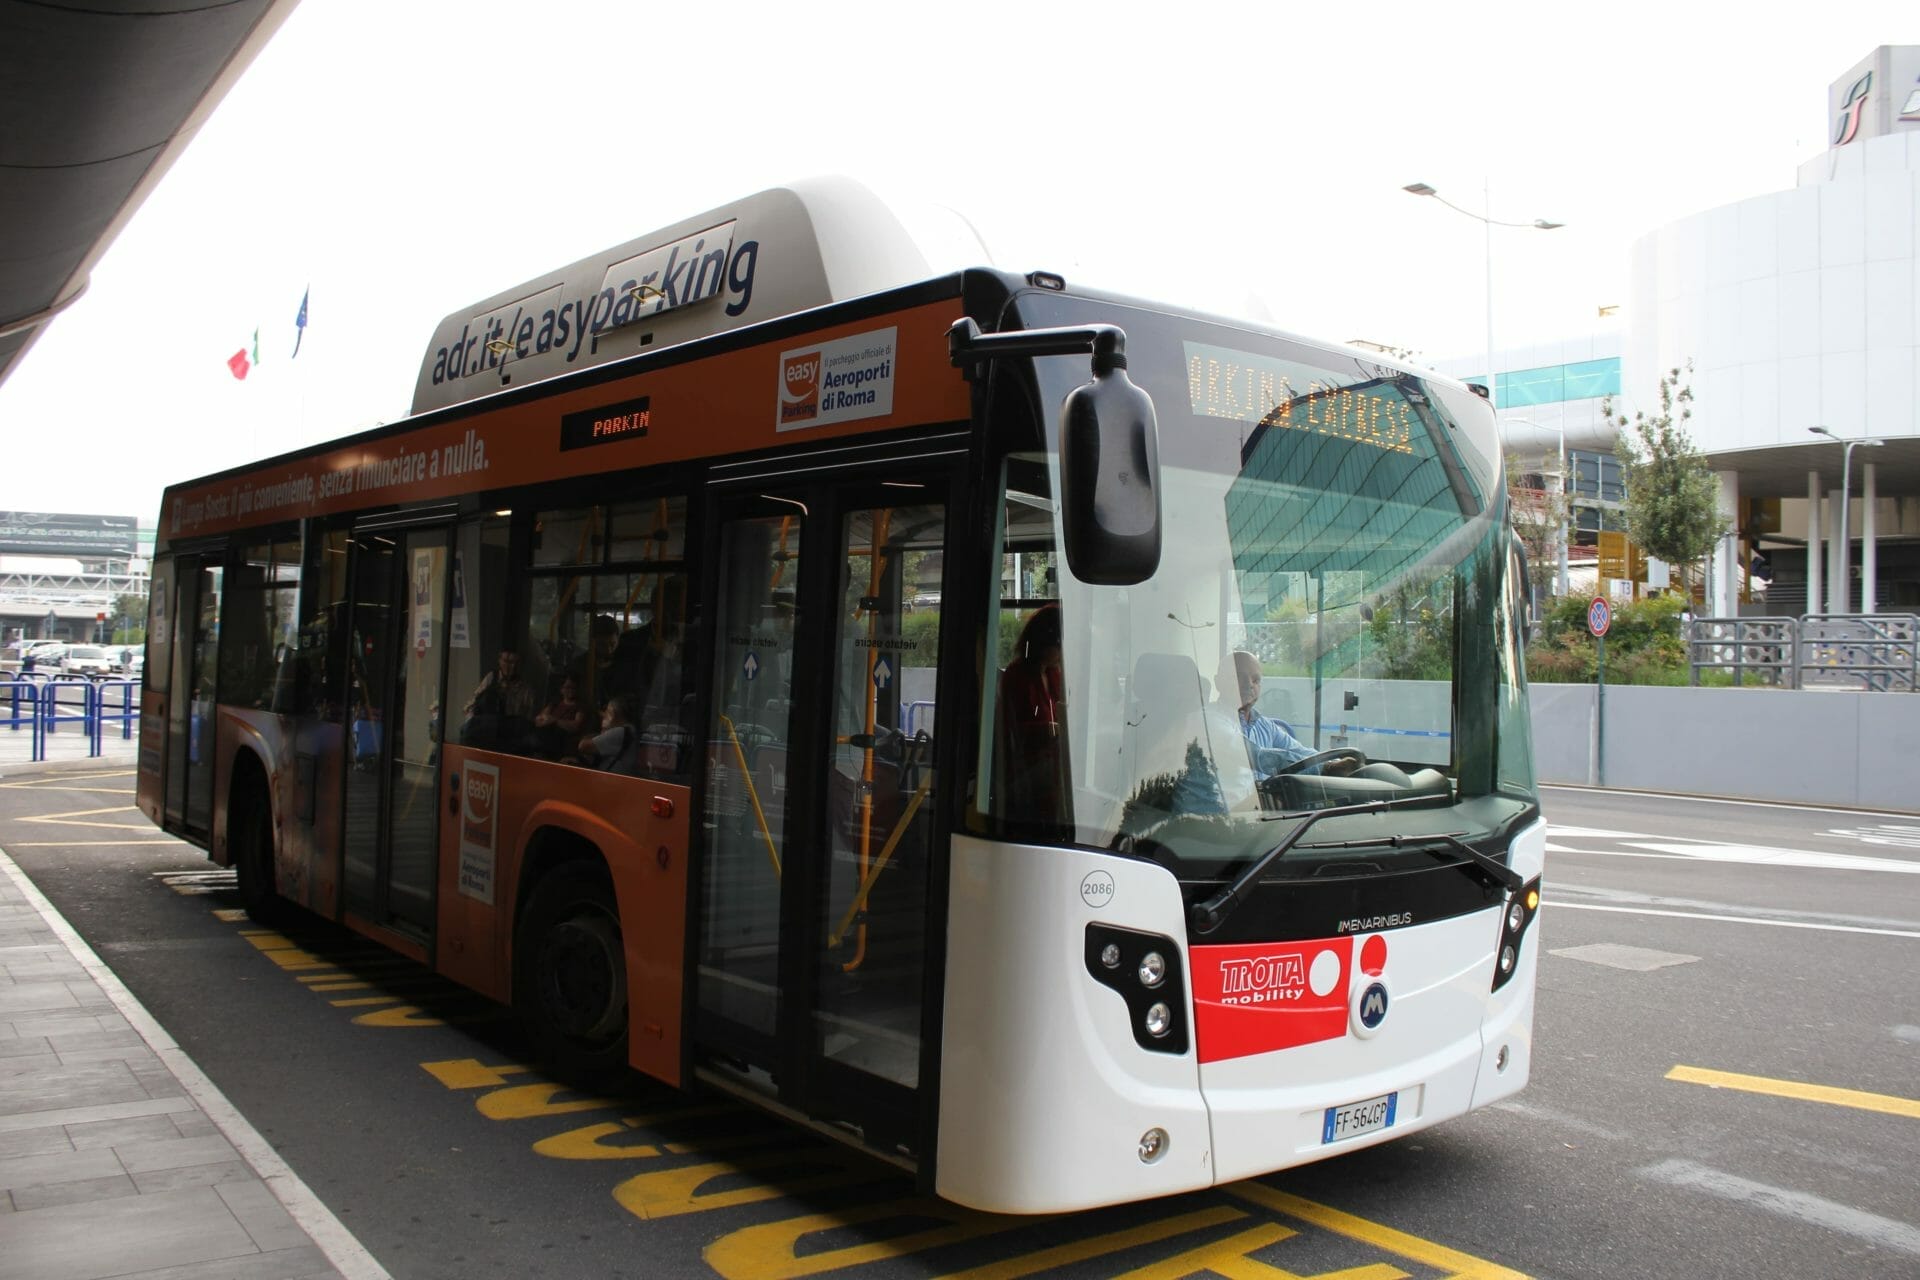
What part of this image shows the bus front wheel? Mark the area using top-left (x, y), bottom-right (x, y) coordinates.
top-left (515, 861), bottom-right (630, 1086)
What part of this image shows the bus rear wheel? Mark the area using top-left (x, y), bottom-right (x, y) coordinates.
top-left (515, 862), bottom-right (629, 1087)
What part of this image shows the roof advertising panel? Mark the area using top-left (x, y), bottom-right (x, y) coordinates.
top-left (0, 511), bottom-right (139, 557)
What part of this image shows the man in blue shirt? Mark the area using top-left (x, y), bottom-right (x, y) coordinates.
top-left (1228, 650), bottom-right (1357, 777)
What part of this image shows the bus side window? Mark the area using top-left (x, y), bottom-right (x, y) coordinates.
top-left (518, 495), bottom-right (690, 776)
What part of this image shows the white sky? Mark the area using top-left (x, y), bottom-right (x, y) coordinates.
top-left (0, 0), bottom-right (1911, 521)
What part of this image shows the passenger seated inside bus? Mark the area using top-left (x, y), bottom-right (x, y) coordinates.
top-left (579, 693), bottom-right (643, 775)
top-left (531, 674), bottom-right (589, 760)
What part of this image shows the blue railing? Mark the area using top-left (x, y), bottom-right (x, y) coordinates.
top-left (0, 675), bottom-right (140, 762)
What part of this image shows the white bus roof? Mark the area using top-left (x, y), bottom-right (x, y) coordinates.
top-left (411, 176), bottom-right (991, 415)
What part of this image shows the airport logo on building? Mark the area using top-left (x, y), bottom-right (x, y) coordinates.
top-left (1834, 72), bottom-right (1871, 146)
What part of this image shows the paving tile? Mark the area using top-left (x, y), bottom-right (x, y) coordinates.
top-left (0, 1095), bottom-right (196, 1135)
top-left (130, 1159), bottom-right (254, 1194)
top-left (172, 1112), bottom-right (219, 1140)
top-left (0, 981), bottom-right (80, 1015)
top-left (0, 1185), bottom-right (263, 1280)
top-left (0, 1144), bottom-right (125, 1194)
top-left (67, 1112), bottom-right (181, 1150)
top-left (1, 972), bottom-right (75, 991)
top-left (0, 1034), bottom-right (51, 1058)
top-left (132, 1060), bottom-right (188, 1100)
top-left (0, 1050), bottom-right (59, 1075)
top-left (39, 1026), bottom-right (145, 1055)
top-left (113, 1244), bottom-right (341, 1280)
top-left (66, 979), bottom-right (118, 1008)
top-left (53, 1041), bottom-right (154, 1067)
top-left (0, 1123), bottom-right (72, 1160)
top-left (10, 1008), bottom-right (124, 1039)
top-left (8, 1170), bottom-right (138, 1210)
top-left (215, 1178), bottom-right (313, 1254)
top-left (0, 1057), bottom-right (147, 1115)
top-left (114, 1134), bottom-right (239, 1174)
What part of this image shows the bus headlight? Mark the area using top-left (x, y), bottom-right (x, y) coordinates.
top-left (1491, 877), bottom-right (1542, 992)
top-left (1085, 924), bottom-right (1188, 1055)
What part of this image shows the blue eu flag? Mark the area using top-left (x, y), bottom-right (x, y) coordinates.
top-left (292, 287), bottom-right (309, 358)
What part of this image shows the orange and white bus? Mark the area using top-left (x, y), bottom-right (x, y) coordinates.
top-left (138, 178), bottom-right (1543, 1213)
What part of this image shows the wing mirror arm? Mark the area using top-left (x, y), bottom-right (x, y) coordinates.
top-left (948, 319), bottom-right (1162, 586)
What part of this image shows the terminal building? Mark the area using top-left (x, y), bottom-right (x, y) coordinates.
top-left (0, 512), bottom-right (150, 645)
top-left (1441, 47), bottom-right (1920, 621)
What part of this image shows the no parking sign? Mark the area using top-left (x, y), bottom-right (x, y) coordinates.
top-left (1587, 597), bottom-right (1612, 638)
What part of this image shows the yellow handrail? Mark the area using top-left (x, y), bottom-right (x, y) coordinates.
top-left (718, 714), bottom-right (780, 877)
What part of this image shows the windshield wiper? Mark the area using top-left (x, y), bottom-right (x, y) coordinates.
top-left (1188, 793), bottom-right (1453, 936)
top-left (1297, 830), bottom-right (1523, 895)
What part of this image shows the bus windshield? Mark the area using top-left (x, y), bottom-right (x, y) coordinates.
top-left (979, 296), bottom-right (1536, 880)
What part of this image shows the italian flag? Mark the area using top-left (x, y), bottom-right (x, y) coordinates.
top-left (228, 327), bottom-right (260, 380)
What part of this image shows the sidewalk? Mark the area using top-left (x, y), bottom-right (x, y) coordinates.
top-left (0, 804), bottom-right (387, 1278)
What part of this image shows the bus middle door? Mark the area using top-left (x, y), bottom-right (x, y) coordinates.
top-left (340, 521), bottom-right (453, 941)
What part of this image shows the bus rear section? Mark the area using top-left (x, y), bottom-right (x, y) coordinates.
top-left (935, 289), bottom-right (1543, 1212)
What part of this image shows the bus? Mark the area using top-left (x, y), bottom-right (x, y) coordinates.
top-left (137, 177), bottom-right (1543, 1214)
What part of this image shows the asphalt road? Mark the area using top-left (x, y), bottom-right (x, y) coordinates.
top-left (3, 765), bottom-right (1915, 1279)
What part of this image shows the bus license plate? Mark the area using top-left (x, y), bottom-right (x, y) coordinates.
top-left (1322, 1091), bottom-right (1397, 1144)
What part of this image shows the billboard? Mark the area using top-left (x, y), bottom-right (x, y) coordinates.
top-left (0, 512), bottom-right (139, 557)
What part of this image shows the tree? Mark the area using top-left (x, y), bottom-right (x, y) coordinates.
top-left (1605, 362), bottom-right (1724, 595)
top-left (110, 592), bottom-right (148, 645)
top-left (1505, 454), bottom-right (1570, 610)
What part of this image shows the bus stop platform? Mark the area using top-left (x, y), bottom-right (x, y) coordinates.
top-left (0, 762), bottom-right (385, 1279)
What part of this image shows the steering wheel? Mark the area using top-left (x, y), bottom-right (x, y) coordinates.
top-left (1272, 747), bottom-right (1367, 777)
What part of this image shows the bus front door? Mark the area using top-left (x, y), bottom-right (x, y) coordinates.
top-left (164, 552), bottom-right (221, 839)
top-left (340, 524), bottom-right (451, 939)
top-left (696, 479), bottom-right (952, 1159)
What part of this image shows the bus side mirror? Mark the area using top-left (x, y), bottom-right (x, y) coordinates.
top-left (947, 317), bottom-right (1162, 585)
top-left (1060, 339), bottom-right (1161, 586)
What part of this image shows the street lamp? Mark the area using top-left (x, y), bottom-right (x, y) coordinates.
top-left (1808, 426), bottom-right (1885, 613)
top-left (1402, 181), bottom-right (1563, 407)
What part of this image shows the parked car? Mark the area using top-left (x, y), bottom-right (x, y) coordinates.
top-left (59, 645), bottom-right (115, 678)
top-left (22, 641), bottom-right (66, 671)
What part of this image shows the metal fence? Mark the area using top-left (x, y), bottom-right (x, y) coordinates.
top-left (1688, 613), bottom-right (1919, 692)
top-left (0, 674), bottom-right (141, 761)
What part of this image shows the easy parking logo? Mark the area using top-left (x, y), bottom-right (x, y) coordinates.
top-left (458, 761), bottom-right (500, 904)
top-left (778, 350), bottom-right (821, 424)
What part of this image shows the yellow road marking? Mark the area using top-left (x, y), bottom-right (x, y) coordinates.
top-left (1226, 1184), bottom-right (1530, 1280)
top-left (1667, 1065), bottom-right (1920, 1120)
top-left (212, 909), bottom-right (249, 922)
top-left (934, 1206), bottom-right (1250, 1280)
top-left (21, 804), bottom-right (142, 823)
top-left (331, 996), bottom-right (404, 1008)
top-left (1, 770), bottom-right (136, 789)
top-left (699, 1192), bottom-right (1004, 1268)
top-left (421, 1058), bottom-right (535, 1089)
